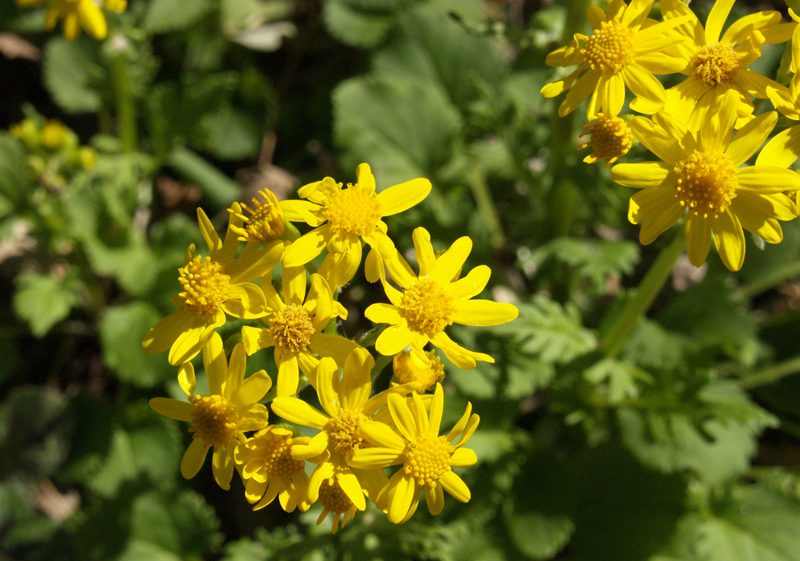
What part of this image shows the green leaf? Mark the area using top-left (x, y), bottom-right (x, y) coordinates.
top-left (0, 133), bottom-right (28, 211)
top-left (323, 0), bottom-right (395, 48)
top-left (143, 0), bottom-right (213, 33)
top-left (622, 320), bottom-right (689, 372)
top-left (341, 0), bottom-right (418, 13)
top-left (654, 481), bottom-right (800, 561)
top-left (506, 512), bottom-right (574, 561)
top-left (117, 540), bottom-right (181, 561)
top-left (506, 297), bottom-right (597, 364)
top-left (59, 395), bottom-right (114, 483)
top-left (43, 38), bottom-right (103, 113)
top-left (619, 382), bottom-right (778, 485)
top-left (99, 302), bottom-right (174, 387)
top-left (333, 75), bottom-right (462, 188)
top-left (196, 104), bottom-right (263, 160)
top-left (584, 358), bottom-right (652, 403)
top-left (13, 270), bottom-right (83, 338)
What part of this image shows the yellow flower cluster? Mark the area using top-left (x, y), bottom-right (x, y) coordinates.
top-left (542, 0), bottom-right (800, 272)
top-left (16, 0), bottom-right (126, 41)
top-left (145, 164), bottom-right (519, 531)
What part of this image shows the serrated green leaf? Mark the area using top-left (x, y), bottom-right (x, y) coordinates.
top-left (506, 297), bottom-right (597, 364)
top-left (13, 270), bottom-right (83, 338)
top-left (196, 104), bottom-right (262, 160)
top-left (43, 38), bottom-right (103, 113)
top-left (622, 320), bottom-right (689, 372)
top-left (323, 0), bottom-right (394, 48)
top-left (506, 512), bottom-right (574, 561)
top-left (584, 358), bottom-right (651, 403)
top-left (143, 0), bottom-right (213, 33)
top-left (117, 540), bottom-right (182, 561)
top-left (620, 382), bottom-right (778, 485)
top-left (99, 302), bottom-right (174, 387)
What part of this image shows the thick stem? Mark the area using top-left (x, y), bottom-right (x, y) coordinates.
top-left (167, 146), bottom-right (241, 208)
top-left (599, 229), bottom-right (686, 358)
top-left (110, 52), bottom-right (137, 153)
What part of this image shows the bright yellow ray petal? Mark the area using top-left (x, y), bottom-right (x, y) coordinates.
top-left (622, 64), bottom-right (665, 112)
top-left (308, 333), bottom-right (361, 366)
top-left (685, 213), bottom-right (712, 267)
top-left (629, 117), bottom-right (684, 164)
top-left (203, 332), bottom-right (227, 397)
top-left (712, 209), bottom-right (746, 271)
top-left (377, 178), bottom-right (432, 217)
top-left (348, 446), bottom-right (405, 469)
top-left (337, 471), bottom-right (367, 511)
top-left (360, 420), bottom-right (406, 451)
top-left (734, 192), bottom-right (799, 222)
top-left (142, 308), bottom-right (196, 355)
top-left (699, 90), bottom-right (739, 153)
top-left (756, 125), bottom-right (800, 168)
top-left (282, 225), bottom-right (332, 268)
top-left (181, 438), bottom-right (210, 480)
top-left (731, 200), bottom-right (783, 244)
top-left (449, 447), bottom-right (478, 468)
top-left (447, 265), bottom-right (491, 300)
top-left (233, 370), bottom-right (272, 408)
top-left (439, 471), bottom-right (470, 503)
top-left (387, 472), bottom-right (416, 524)
top-left (432, 236), bottom-right (473, 284)
top-left (725, 111), bottom-right (777, 167)
top-left (341, 348), bottom-right (374, 409)
top-left (737, 167), bottom-right (800, 194)
top-left (611, 162), bottom-right (673, 189)
top-left (387, 393), bottom-right (417, 441)
top-left (412, 228), bottom-right (436, 277)
top-left (452, 300), bottom-right (519, 326)
top-left (271, 396), bottom-right (329, 429)
top-left (222, 282), bottom-right (267, 320)
top-left (212, 447), bottom-right (234, 490)
top-left (705, 0), bottom-right (734, 45)
top-left (149, 397), bottom-right (194, 421)
top-left (375, 324), bottom-right (415, 356)
top-left (558, 68), bottom-right (602, 117)
top-left (277, 355), bottom-right (300, 397)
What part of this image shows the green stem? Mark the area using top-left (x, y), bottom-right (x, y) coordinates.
top-left (739, 355), bottom-right (800, 390)
top-left (371, 353), bottom-right (393, 382)
top-left (599, 228), bottom-right (686, 358)
top-left (467, 168), bottom-right (505, 249)
top-left (735, 259), bottom-right (800, 300)
top-left (167, 146), bottom-right (241, 208)
top-left (110, 53), bottom-right (137, 153)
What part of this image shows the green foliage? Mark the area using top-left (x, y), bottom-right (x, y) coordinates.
top-left (43, 38), bottom-right (104, 114)
top-left (13, 270), bottom-right (84, 338)
top-left (143, 0), bottom-right (213, 33)
top-left (323, 0), bottom-right (396, 48)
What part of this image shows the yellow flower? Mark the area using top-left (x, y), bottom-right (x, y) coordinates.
top-left (149, 334), bottom-right (272, 490)
top-left (365, 227), bottom-right (518, 369)
top-left (610, 90), bottom-right (800, 271)
top-left (227, 188), bottom-right (287, 243)
top-left (16, 0), bottom-right (120, 40)
top-left (241, 267), bottom-right (359, 396)
top-left (578, 113), bottom-right (633, 166)
top-left (39, 120), bottom-right (69, 150)
top-left (142, 206), bottom-right (282, 366)
top-left (660, 0), bottom-right (793, 129)
top-left (349, 384), bottom-right (478, 524)
top-left (540, 0), bottom-right (690, 118)
top-left (392, 348), bottom-right (444, 392)
top-left (234, 425), bottom-right (311, 513)
top-left (270, 350), bottom-right (417, 529)
top-left (280, 163), bottom-right (431, 288)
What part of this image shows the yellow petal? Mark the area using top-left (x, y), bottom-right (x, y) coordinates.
top-left (432, 236), bottom-right (472, 284)
top-left (197, 208), bottom-right (222, 259)
top-left (203, 332), bottom-right (227, 397)
top-left (705, 0), bottom-right (734, 45)
top-left (712, 209), bottom-right (746, 271)
top-left (277, 355), bottom-right (300, 397)
top-left (439, 471), bottom-right (470, 503)
top-left (292, 431), bottom-right (329, 460)
top-left (622, 64), bottom-right (665, 112)
top-left (611, 162), bottom-right (673, 189)
top-left (732, 201), bottom-right (783, 244)
top-left (359, 420), bottom-right (406, 451)
top-left (375, 324), bottom-right (414, 356)
top-left (212, 447), bottom-right (234, 490)
top-left (425, 483), bottom-right (444, 516)
top-left (254, 482), bottom-right (280, 510)
top-left (227, 240), bottom-right (285, 284)
top-left (454, 414), bottom-right (480, 448)
top-left (586, 4), bottom-right (605, 30)
top-left (699, 90), bottom-right (739, 153)
top-left (315, 357), bottom-right (340, 417)
top-left (181, 438), bottom-right (210, 480)
top-left (77, 0), bottom-right (106, 39)
top-left (356, 163), bottom-right (376, 192)
top-left (629, 117), bottom-right (684, 165)
top-left (412, 228), bottom-right (436, 277)
top-left (168, 321), bottom-right (213, 367)
top-left (241, 326), bottom-right (272, 356)
top-left (447, 265), bottom-right (490, 300)
top-left (309, 333), bottom-right (361, 366)
top-left (428, 383), bottom-right (444, 437)
top-left (449, 447), bottom-right (478, 468)
top-left (452, 300), bottom-right (519, 327)
top-left (541, 66), bottom-right (584, 98)
top-left (341, 348), bottom-right (374, 409)
top-left (639, 201), bottom-right (684, 245)
top-left (245, 478), bottom-right (268, 502)
top-left (387, 471), bottom-right (416, 524)
top-left (430, 331), bottom-right (494, 369)
top-left (628, 185), bottom-right (679, 225)
top-left (756, 125), bottom-right (800, 168)
top-left (178, 363), bottom-right (196, 396)
top-left (282, 225), bottom-right (332, 268)
top-left (447, 402), bottom-right (473, 443)
top-left (721, 10), bottom-right (781, 45)
top-left (558, 68), bottom-right (601, 117)
top-left (149, 397), bottom-right (193, 421)
top-left (388, 393), bottom-right (417, 441)
top-left (282, 266), bottom-right (306, 308)
top-left (725, 111), bottom-right (777, 167)
top-left (685, 213), bottom-right (712, 267)
top-left (738, 167), bottom-right (800, 193)
top-left (735, 191), bottom-right (799, 222)
top-left (282, 199), bottom-right (323, 226)
top-left (238, 404), bottom-right (269, 432)
top-left (234, 370), bottom-right (272, 407)
top-left (377, 178), bottom-right (432, 217)
top-left (309, 461), bottom-right (335, 503)
top-left (271, 397), bottom-right (329, 430)
top-left (142, 308), bottom-right (195, 355)
top-left (337, 471), bottom-right (366, 511)
top-left (351, 467), bottom-right (389, 503)
top-left (223, 282), bottom-right (267, 320)
top-left (364, 303), bottom-right (402, 325)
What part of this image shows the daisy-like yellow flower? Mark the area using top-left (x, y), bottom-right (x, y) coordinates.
top-left (241, 267), bottom-right (359, 396)
top-left (149, 334), bottom-right (272, 490)
top-left (280, 163), bottom-right (431, 288)
top-left (578, 113), bottom-right (634, 167)
top-left (660, 0), bottom-right (793, 129)
top-left (234, 425), bottom-right (312, 513)
top-left (610, 90), bottom-right (800, 272)
top-left (540, 0), bottom-right (690, 118)
top-left (227, 188), bottom-right (287, 244)
top-left (393, 348), bottom-right (445, 392)
top-left (271, 350), bottom-right (417, 529)
top-left (365, 228), bottom-right (518, 369)
top-left (143, 206), bottom-right (282, 366)
top-left (16, 0), bottom-right (126, 40)
top-left (349, 384), bottom-right (478, 524)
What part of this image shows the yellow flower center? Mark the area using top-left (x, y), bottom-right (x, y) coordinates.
top-left (404, 435), bottom-right (452, 487)
top-left (582, 21), bottom-right (635, 72)
top-left (179, 256), bottom-right (231, 317)
top-left (258, 432), bottom-right (305, 479)
top-left (326, 408), bottom-right (370, 455)
top-left (189, 394), bottom-right (238, 448)
top-left (268, 304), bottom-right (316, 353)
top-left (674, 150), bottom-right (738, 218)
top-left (323, 183), bottom-right (382, 237)
top-left (318, 478), bottom-right (354, 514)
top-left (402, 278), bottom-right (454, 338)
top-left (393, 350), bottom-right (445, 391)
top-left (692, 43), bottom-right (739, 86)
top-left (579, 114), bottom-right (632, 162)
top-left (230, 189), bottom-right (285, 243)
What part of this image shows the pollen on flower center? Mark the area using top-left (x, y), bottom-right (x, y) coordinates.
top-left (323, 183), bottom-right (382, 237)
top-left (230, 189), bottom-right (285, 243)
top-left (404, 435), bottom-right (452, 487)
top-left (692, 43), bottom-right (739, 86)
top-left (179, 256), bottom-right (231, 317)
top-left (326, 408), bottom-right (369, 455)
top-left (268, 304), bottom-right (316, 353)
top-left (259, 432), bottom-right (305, 478)
top-left (581, 20), bottom-right (635, 72)
top-left (674, 150), bottom-right (738, 218)
top-left (318, 478), bottom-right (354, 513)
top-left (402, 279), bottom-right (455, 338)
top-left (579, 114), bottom-right (632, 163)
top-left (189, 394), bottom-right (238, 448)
